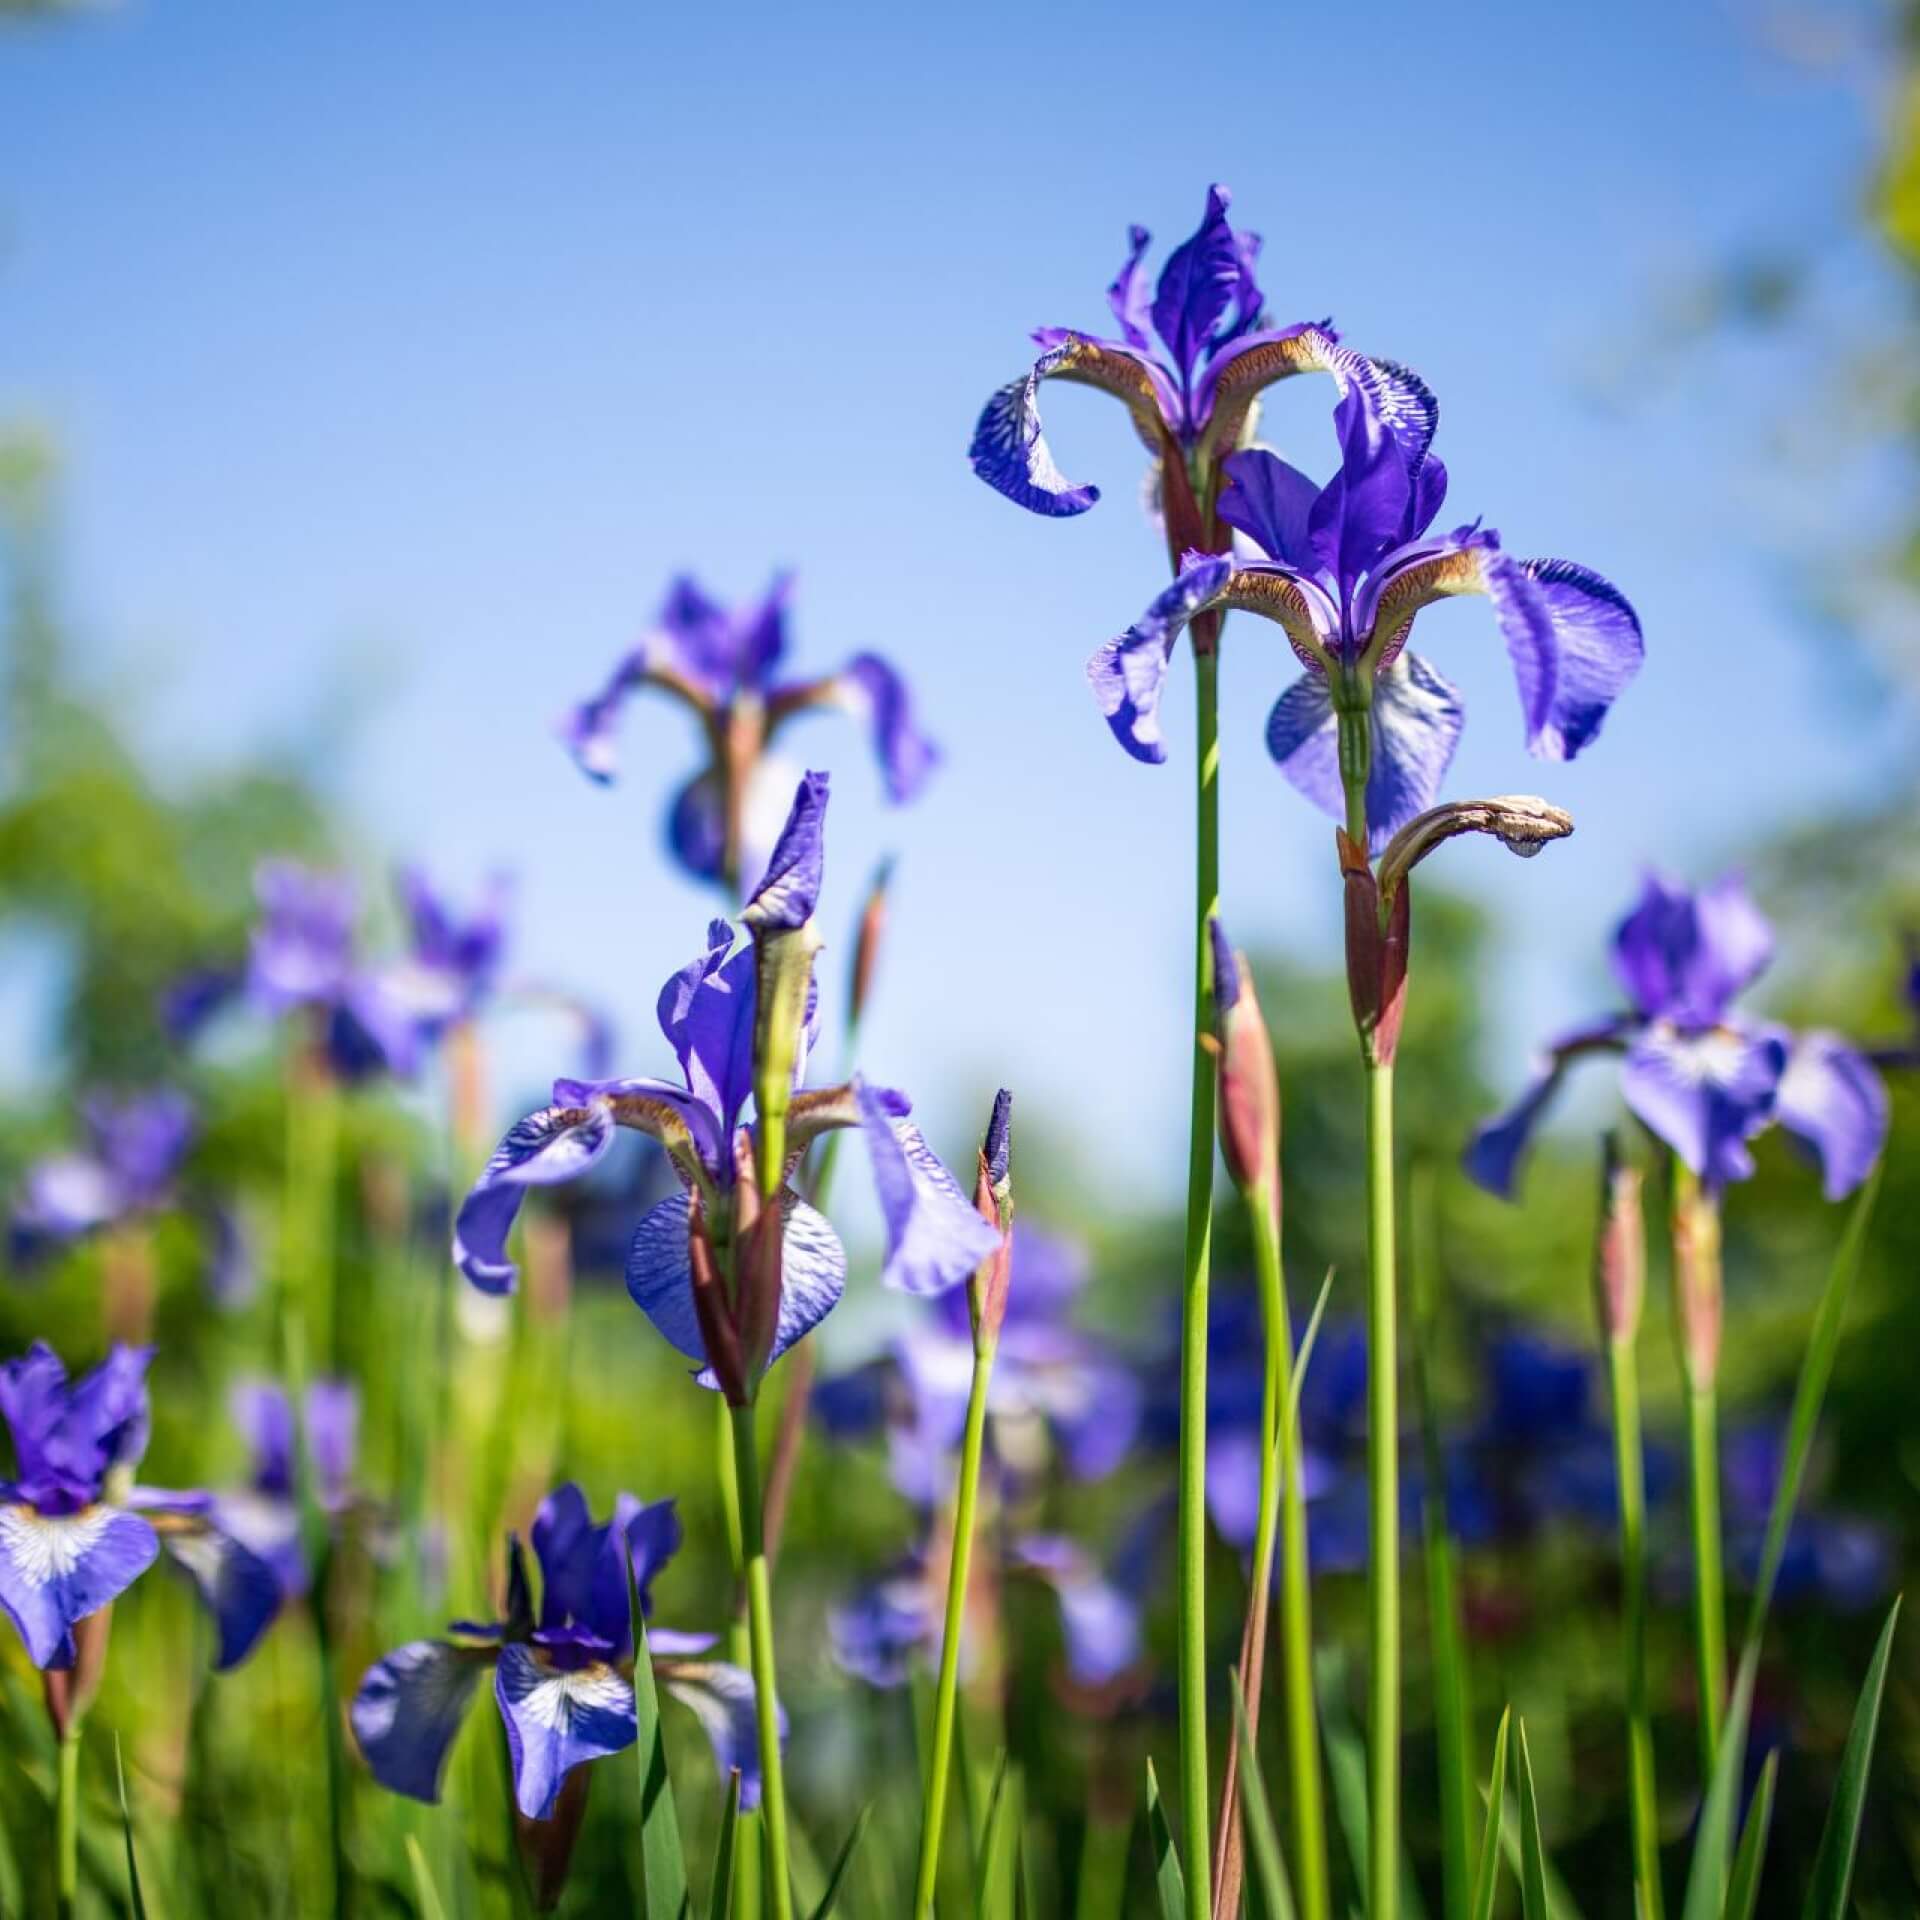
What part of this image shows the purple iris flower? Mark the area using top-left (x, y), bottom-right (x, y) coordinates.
top-left (453, 776), bottom-right (998, 1392)
top-left (367, 866), bottom-right (512, 1048)
top-left (815, 1225), bottom-right (1143, 1505)
top-left (970, 184), bottom-right (1359, 519)
top-left (351, 1481), bottom-right (763, 1820)
top-left (1088, 387), bottom-right (1643, 845)
top-left (559, 574), bottom-right (939, 894)
top-left (1467, 872), bottom-right (1889, 1198)
top-left (0, 1343), bottom-right (279, 1671)
top-left (829, 1553), bottom-right (935, 1690)
top-left (214, 1378), bottom-right (362, 1599)
top-left (11, 1089), bottom-right (196, 1253)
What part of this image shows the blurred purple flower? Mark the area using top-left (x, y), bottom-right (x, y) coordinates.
top-left (215, 1378), bottom-right (363, 1599)
top-left (560, 574), bottom-right (938, 893)
top-left (0, 1342), bottom-right (279, 1671)
top-left (1468, 873), bottom-right (1888, 1197)
top-left (11, 1090), bottom-right (196, 1253)
top-left (351, 1481), bottom-right (766, 1820)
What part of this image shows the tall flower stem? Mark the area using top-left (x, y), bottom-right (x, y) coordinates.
top-left (1178, 639), bottom-right (1221, 1920)
top-left (1363, 1057), bottom-right (1400, 1920)
top-left (729, 1402), bottom-right (793, 1920)
top-left (1607, 1334), bottom-right (1662, 1917)
top-left (55, 1723), bottom-right (80, 1920)
top-left (1670, 1163), bottom-right (1725, 1783)
top-left (1338, 697), bottom-right (1400, 1920)
top-left (1250, 1190), bottom-right (1328, 1920)
top-left (913, 1342), bottom-right (996, 1916)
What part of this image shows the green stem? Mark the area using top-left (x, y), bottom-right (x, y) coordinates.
top-left (1178, 642), bottom-right (1220, 1920)
top-left (1249, 1189), bottom-right (1328, 1920)
top-left (730, 1403), bottom-right (793, 1920)
top-left (1608, 1334), bottom-right (1664, 1920)
top-left (1364, 1059), bottom-right (1400, 1920)
top-left (913, 1343), bottom-right (996, 1916)
top-left (56, 1723), bottom-right (80, 1920)
top-left (716, 1395), bottom-right (762, 1920)
top-left (1685, 1381), bottom-right (1726, 1781)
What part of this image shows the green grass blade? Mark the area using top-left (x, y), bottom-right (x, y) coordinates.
top-left (1468, 1709), bottom-right (1510, 1920)
top-left (1145, 1758), bottom-right (1187, 1920)
top-left (1316, 1651), bottom-right (1428, 1920)
top-left (972, 1752), bottom-right (1013, 1920)
top-left (1229, 1668), bottom-right (1299, 1920)
top-left (113, 1735), bottom-right (148, 1920)
top-left (1285, 1268), bottom-right (1336, 1442)
top-left (1725, 1748), bottom-right (1776, 1920)
top-left (807, 1804), bottom-right (870, 1920)
top-left (406, 1834), bottom-right (450, 1920)
top-left (707, 1770), bottom-right (743, 1920)
top-left (628, 1553), bottom-right (691, 1920)
top-left (1681, 1169), bottom-right (1882, 1920)
top-left (1515, 1723), bottom-right (1549, 1920)
top-left (1802, 1596), bottom-right (1901, 1920)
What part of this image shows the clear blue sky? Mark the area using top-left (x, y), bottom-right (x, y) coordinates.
top-left (0, 1), bottom-right (1908, 1208)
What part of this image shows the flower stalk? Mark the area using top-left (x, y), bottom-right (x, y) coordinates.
top-left (1671, 1161), bottom-right (1726, 1782)
top-left (1596, 1141), bottom-right (1662, 1920)
top-left (914, 1093), bottom-right (1013, 1917)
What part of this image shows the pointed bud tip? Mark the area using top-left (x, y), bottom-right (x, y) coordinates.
top-left (984, 1089), bottom-right (1013, 1187)
top-left (1208, 916), bottom-right (1242, 1014)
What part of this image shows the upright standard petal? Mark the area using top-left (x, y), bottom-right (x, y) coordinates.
top-left (495, 1643), bottom-right (636, 1822)
top-left (654, 921), bottom-right (758, 1142)
top-left (742, 771), bottom-right (829, 933)
top-left (454, 1103), bottom-right (617, 1293)
top-left (658, 1659), bottom-right (773, 1810)
top-left (1086, 555), bottom-right (1235, 763)
top-left (1772, 1030), bottom-right (1888, 1200)
top-left (1265, 652), bottom-right (1465, 849)
top-left (1150, 185), bottom-right (1244, 382)
top-left (1217, 449), bottom-right (1324, 571)
top-left (351, 1639), bottom-right (490, 1803)
top-left (1610, 873), bottom-right (1775, 1027)
top-left (0, 1502), bottom-right (158, 1668)
top-left (855, 1081), bottom-right (1003, 1297)
top-left (666, 771), bottom-right (729, 884)
top-left (1620, 1023), bottom-right (1788, 1190)
top-left (1107, 223), bottom-right (1154, 351)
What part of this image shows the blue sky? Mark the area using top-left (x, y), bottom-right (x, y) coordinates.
top-left (0, 0), bottom-right (1908, 1211)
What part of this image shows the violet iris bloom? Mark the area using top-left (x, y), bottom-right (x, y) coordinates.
top-left (453, 776), bottom-right (998, 1390)
top-left (560, 574), bottom-right (938, 894)
top-left (11, 1090), bottom-right (195, 1254)
top-left (216, 1378), bottom-right (362, 1599)
top-left (351, 1482), bottom-right (762, 1820)
top-left (1467, 873), bottom-right (1889, 1197)
top-left (818, 1226), bottom-right (1143, 1505)
top-left (970, 184), bottom-right (1359, 518)
top-left (0, 1343), bottom-right (279, 1670)
top-left (368, 866), bottom-right (511, 1052)
top-left (1089, 390), bottom-right (1643, 846)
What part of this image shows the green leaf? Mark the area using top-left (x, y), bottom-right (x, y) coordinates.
top-left (973, 1752), bottom-right (1013, 1920)
top-left (1725, 1748), bottom-right (1776, 1920)
top-left (1681, 1169), bottom-right (1882, 1920)
top-left (405, 1834), bottom-right (450, 1920)
top-left (1801, 1596), bottom-right (1901, 1920)
top-left (113, 1735), bottom-right (147, 1920)
top-left (1515, 1723), bottom-right (1549, 1920)
top-left (1146, 1758), bottom-right (1187, 1920)
top-left (1285, 1269), bottom-right (1336, 1440)
top-left (807, 1805), bottom-right (871, 1920)
top-left (1468, 1709), bottom-right (1509, 1920)
top-left (1316, 1652), bottom-right (1429, 1920)
top-left (1229, 1667), bottom-right (1298, 1920)
top-left (707, 1770), bottom-right (743, 1920)
top-left (629, 1551), bottom-right (691, 1920)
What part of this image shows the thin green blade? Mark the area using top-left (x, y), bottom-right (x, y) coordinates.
top-left (113, 1735), bottom-right (148, 1920)
top-left (972, 1752), bottom-right (1013, 1920)
top-left (629, 1551), bottom-right (691, 1920)
top-left (1229, 1666), bottom-right (1298, 1920)
top-left (1468, 1709), bottom-right (1510, 1920)
top-left (1515, 1722), bottom-right (1549, 1920)
top-left (1145, 1757), bottom-right (1187, 1920)
top-left (405, 1834), bottom-right (450, 1920)
top-left (807, 1804), bottom-right (871, 1920)
top-left (707, 1770), bottom-right (743, 1920)
top-left (1725, 1748), bottom-right (1776, 1920)
top-left (1801, 1595), bottom-right (1902, 1920)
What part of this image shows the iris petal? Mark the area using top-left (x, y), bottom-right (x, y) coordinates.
top-left (351, 1639), bottom-right (490, 1803)
top-left (454, 1104), bottom-right (617, 1294)
top-left (0, 1502), bottom-right (158, 1669)
top-left (495, 1643), bottom-right (636, 1822)
top-left (855, 1080), bottom-right (1002, 1297)
top-left (144, 1501), bottom-right (282, 1669)
top-left (1620, 1023), bottom-right (1787, 1190)
top-left (1772, 1030), bottom-right (1888, 1201)
top-left (1463, 1017), bottom-right (1631, 1198)
top-left (658, 1659), bottom-right (774, 1811)
top-left (1085, 557), bottom-right (1236, 764)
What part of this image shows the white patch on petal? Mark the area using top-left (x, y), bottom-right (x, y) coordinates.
top-left (513, 1663), bottom-right (633, 1734)
top-left (0, 1505), bottom-right (116, 1589)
